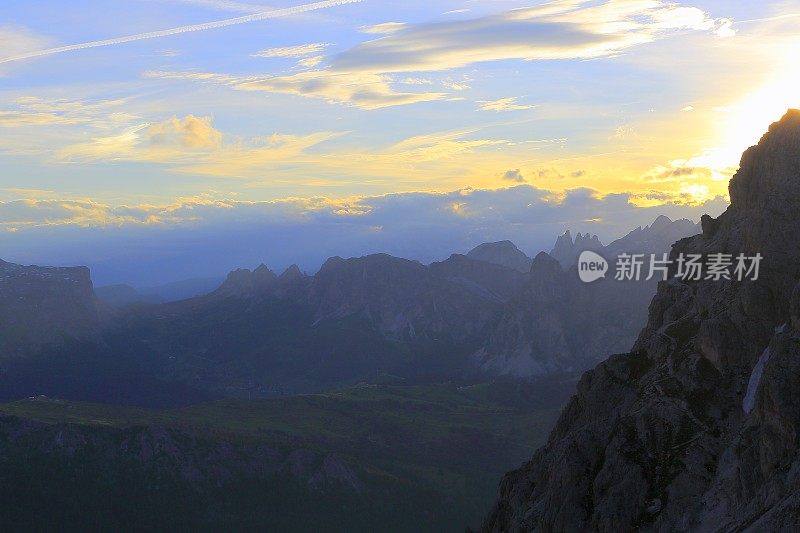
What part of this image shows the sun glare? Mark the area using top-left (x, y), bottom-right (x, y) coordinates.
top-left (702, 40), bottom-right (800, 179)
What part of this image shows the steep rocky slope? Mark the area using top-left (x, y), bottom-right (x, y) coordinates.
top-left (0, 260), bottom-right (99, 357)
top-left (483, 110), bottom-right (800, 531)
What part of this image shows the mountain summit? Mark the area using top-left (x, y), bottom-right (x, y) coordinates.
top-left (466, 241), bottom-right (533, 273)
top-left (483, 111), bottom-right (800, 531)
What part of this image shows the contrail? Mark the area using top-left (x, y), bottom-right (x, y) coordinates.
top-left (734, 13), bottom-right (800, 25)
top-left (0, 0), bottom-right (363, 65)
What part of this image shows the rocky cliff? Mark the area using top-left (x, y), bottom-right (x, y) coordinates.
top-left (0, 260), bottom-right (99, 357)
top-left (482, 110), bottom-right (800, 531)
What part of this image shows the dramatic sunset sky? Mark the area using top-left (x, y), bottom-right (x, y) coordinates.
top-left (1, 0), bottom-right (798, 284)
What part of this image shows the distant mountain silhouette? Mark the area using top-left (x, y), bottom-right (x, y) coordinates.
top-left (550, 230), bottom-right (603, 268)
top-left (467, 241), bottom-right (533, 272)
top-left (95, 276), bottom-right (225, 307)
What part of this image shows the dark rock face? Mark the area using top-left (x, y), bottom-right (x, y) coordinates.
top-left (0, 260), bottom-right (99, 357)
top-left (467, 241), bottom-right (533, 273)
top-left (482, 109), bottom-right (800, 531)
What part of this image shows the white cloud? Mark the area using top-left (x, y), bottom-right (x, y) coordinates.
top-left (359, 22), bottom-right (407, 35)
top-left (145, 69), bottom-right (447, 110)
top-left (333, 1), bottom-right (732, 74)
top-left (252, 43), bottom-right (329, 58)
top-left (713, 18), bottom-right (736, 38)
top-left (478, 97), bottom-right (537, 112)
top-left (297, 56), bottom-right (324, 68)
top-left (0, 0), bottom-right (364, 66)
top-left (0, 97), bottom-right (135, 128)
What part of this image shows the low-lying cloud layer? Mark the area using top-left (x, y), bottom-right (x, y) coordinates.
top-left (0, 185), bottom-right (727, 286)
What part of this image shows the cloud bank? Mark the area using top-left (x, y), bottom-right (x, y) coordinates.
top-left (0, 185), bottom-right (728, 286)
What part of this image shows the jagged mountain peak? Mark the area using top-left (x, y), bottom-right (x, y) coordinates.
top-left (549, 228), bottom-right (604, 269)
top-left (279, 264), bottom-right (304, 281)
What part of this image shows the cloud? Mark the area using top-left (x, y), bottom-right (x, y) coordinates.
top-left (143, 1), bottom-right (729, 111)
top-left (502, 169), bottom-right (526, 183)
top-left (399, 77), bottom-right (433, 85)
top-left (713, 18), bottom-right (736, 38)
top-left (643, 163), bottom-right (712, 183)
top-left (442, 79), bottom-right (470, 91)
top-left (59, 115), bottom-right (227, 162)
top-left (146, 69), bottom-right (447, 110)
top-left (148, 115), bottom-right (223, 149)
top-left (297, 56), bottom-right (324, 68)
top-left (478, 97), bottom-right (537, 112)
top-left (0, 0), bottom-right (364, 65)
top-left (359, 22), bottom-right (407, 35)
top-left (332, 1), bottom-right (731, 74)
top-left (0, 185), bottom-right (727, 286)
top-left (0, 97), bottom-right (135, 128)
top-left (0, 25), bottom-right (51, 72)
top-left (252, 43), bottom-right (329, 58)
top-left (164, 0), bottom-right (272, 13)
top-left (56, 114), bottom-right (341, 176)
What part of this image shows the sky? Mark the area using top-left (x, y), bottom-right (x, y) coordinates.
top-left (1, 0), bottom-right (799, 285)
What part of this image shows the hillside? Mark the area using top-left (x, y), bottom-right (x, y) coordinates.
top-left (0, 379), bottom-right (574, 531)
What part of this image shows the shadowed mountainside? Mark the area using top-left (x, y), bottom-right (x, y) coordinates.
top-left (483, 109), bottom-right (800, 532)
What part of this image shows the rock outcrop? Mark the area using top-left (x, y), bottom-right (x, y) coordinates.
top-left (0, 260), bottom-right (99, 357)
top-left (482, 110), bottom-right (800, 531)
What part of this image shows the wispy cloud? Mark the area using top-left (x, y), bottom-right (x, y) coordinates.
top-left (478, 97), bottom-right (537, 112)
top-left (359, 22), bottom-right (407, 35)
top-left (145, 69), bottom-right (447, 110)
top-left (333, 1), bottom-right (734, 73)
top-left (252, 42), bottom-right (329, 58)
top-left (0, 0), bottom-right (364, 65)
top-left (158, 0), bottom-right (275, 14)
top-left (0, 97), bottom-right (136, 128)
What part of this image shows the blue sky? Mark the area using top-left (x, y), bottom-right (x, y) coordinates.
top-left (1, 0), bottom-right (798, 284)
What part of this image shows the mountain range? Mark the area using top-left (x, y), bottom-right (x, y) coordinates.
top-left (0, 215), bottom-right (699, 402)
